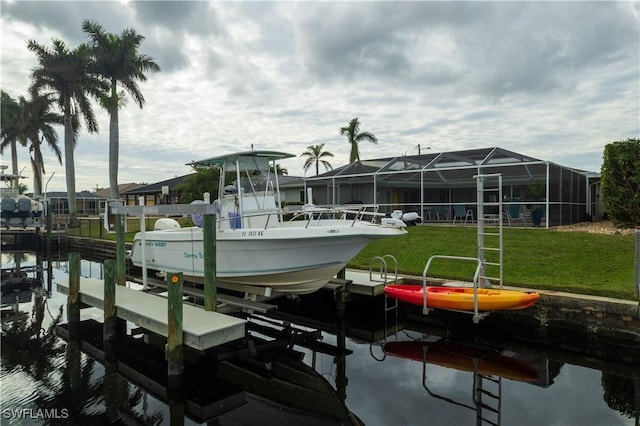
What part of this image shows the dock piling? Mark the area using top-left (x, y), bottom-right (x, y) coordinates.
top-left (203, 214), bottom-right (217, 311)
top-left (67, 252), bottom-right (81, 332)
top-left (167, 272), bottom-right (184, 377)
top-left (115, 212), bottom-right (125, 286)
top-left (104, 259), bottom-right (116, 351)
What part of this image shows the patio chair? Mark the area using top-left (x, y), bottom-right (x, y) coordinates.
top-left (452, 205), bottom-right (474, 225)
top-left (505, 204), bottom-right (527, 226)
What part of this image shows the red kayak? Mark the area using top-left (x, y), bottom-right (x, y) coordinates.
top-left (384, 284), bottom-right (540, 311)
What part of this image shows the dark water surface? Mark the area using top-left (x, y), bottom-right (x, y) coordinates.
top-left (1, 252), bottom-right (637, 425)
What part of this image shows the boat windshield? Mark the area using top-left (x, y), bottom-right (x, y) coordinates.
top-left (221, 155), bottom-right (277, 197)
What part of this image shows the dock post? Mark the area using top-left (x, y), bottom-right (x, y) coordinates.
top-left (115, 213), bottom-right (126, 286)
top-left (337, 267), bottom-right (346, 280)
top-left (203, 214), bottom-right (217, 311)
top-left (167, 272), bottom-right (184, 378)
top-left (45, 201), bottom-right (52, 256)
top-left (68, 252), bottom-right (81, 334)
top-left (104, 259), bottom-right (116, 353)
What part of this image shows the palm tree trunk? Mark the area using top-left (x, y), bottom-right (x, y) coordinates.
top-left (109, 102), bottom-right (119, 200)
top-left (64, 100), bottom-right (78, 227)
top-left (350, 141), bottom-right (359, 163)
top-left (10, 140), bottom-right (18, 177)
top-left (32, 141), bottom-right (44, 197)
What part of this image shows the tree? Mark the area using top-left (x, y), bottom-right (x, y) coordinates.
top-left (82, 20), bottom-right (160, 200)
top-left (174, 168), bottom-right (220, 204)
top-left (0, 90), bottom-right (24, 177)
top-left (20, 94), bottom-right (63, 196)
top-left (269, 164), bottom-right (288, 175)
top-left (601, 138), bottom-right (640, 227)
top-left (300, 143), bottom-right (334, 176)
top-left (28, 39), bottom-right (107, 226)
top-left (340, 117), bottom-right (377, 163)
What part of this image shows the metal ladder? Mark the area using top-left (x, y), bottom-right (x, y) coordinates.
top-left (370, 254), bottom-right (399, 340)
top-left (475, 174), bottom-right (504, 289)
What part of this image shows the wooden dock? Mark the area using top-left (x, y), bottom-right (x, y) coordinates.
top-left (326, 269), bottom-right (391, 297)
top-left (56, 277), bottom-right (246, 351)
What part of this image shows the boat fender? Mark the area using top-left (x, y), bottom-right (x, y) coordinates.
top-left (402, 212), bottom-right (420, 222)
top-left (154, 218), bottom-right (181, 230)
top-left (190, 200), bottom-right (206, 227)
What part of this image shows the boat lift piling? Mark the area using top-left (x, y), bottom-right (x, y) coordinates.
top-left (203, 208), bottom-right (217, 312)
top-left (103, 259), bottom-right (116, 353)
top-left (67, 253), bottom-right (81, 335)
top-left (167, 272), bottom-right (184, 378)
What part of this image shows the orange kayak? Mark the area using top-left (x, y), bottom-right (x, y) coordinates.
top-left (383, 285), bottom-right (540, 311)
top-left (383, 340), bottom-right (539, 382)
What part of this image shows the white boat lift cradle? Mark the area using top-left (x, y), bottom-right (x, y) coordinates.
top-left (56, 276), bottom-right (246, 351)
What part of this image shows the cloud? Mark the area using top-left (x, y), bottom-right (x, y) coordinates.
top-left (0, 1), bottom-right (637, 192)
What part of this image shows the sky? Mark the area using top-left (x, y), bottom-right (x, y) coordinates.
top-left (1, 1), bottom-right (638, 193)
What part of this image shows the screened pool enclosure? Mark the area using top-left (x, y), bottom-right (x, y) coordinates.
top-left (303, 147), bottom-right (598, 228)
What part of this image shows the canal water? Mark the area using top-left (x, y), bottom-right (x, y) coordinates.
top-left (1, 252), bottom-right (637, 425)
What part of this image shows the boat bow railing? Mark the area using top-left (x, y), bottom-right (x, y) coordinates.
top-left (285, 204), bottom-right (387, 228)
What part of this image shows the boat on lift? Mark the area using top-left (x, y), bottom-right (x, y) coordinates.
top-left (129, 150), bottom-right (407, 295)
top-left (1, 165), bottom-right (41, 229)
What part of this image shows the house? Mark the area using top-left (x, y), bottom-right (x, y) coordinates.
top-left (120, 175), bottom-right (191, 206)
top-left (300, 147), bottom-right (599, 227)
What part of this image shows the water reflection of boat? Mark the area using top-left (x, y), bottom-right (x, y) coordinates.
top-left (129, 150), bottom-right (406, 295)
top-left (55, 317), bottom-right (360, 425)
top-left (1, 265), bottom-right (42, 306)
top-left (384, 340), bottom-right (539, 382)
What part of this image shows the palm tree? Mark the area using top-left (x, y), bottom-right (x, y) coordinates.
top-left (0, 90), bottom-right (25, 177)
top-left (28, 39), bottom-right (106, 227)
top-left (82, 20), bottom-right (160, 200)
top-left (20, 94), bottom-right (63, 196)
top-left (340, 117), bottom-right (377, 163)
top-left (300, 143), bottom-right (334, 176)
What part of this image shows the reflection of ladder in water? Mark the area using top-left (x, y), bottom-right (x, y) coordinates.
top-left (474, 373), bottom-right (502, 426)
top-left (421, 346), bottom-right (503, 426)
top-left (370, 255), bottom-right (398, 340)
top-left (475, 174), bottom-right (503, 289)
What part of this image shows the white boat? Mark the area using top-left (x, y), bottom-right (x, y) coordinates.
top-left (129, 150), bottom-right (407, 295)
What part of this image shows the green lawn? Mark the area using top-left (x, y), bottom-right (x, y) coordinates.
top-left (350, 225), bottom-right (639, 300)
top-left (70, 219), bottom-right (639, 300)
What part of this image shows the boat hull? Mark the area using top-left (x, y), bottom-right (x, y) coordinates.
top-left (383, 284), bottom-right (540, 311)
top-left (383, 340), bottom-right (539, 382)
top-left (131, 223), bottom-right (404, 294)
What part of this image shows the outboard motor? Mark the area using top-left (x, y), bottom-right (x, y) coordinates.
top-left (1, 198), bottom-right (17, 223)
top-left (16, 197), bottom-right (32, 227)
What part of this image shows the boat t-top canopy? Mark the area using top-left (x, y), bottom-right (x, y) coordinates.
top-left (187, 150), bottom-right (296, 169)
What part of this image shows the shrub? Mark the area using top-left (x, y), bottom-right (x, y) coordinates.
top-left (601, 138), bottom-right (640, 227)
